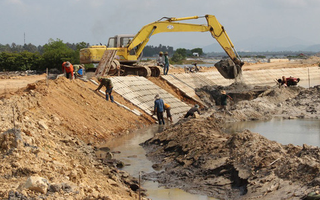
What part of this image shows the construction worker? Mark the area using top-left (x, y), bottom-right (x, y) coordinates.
top-left (184, 104), bottom-right (200, 118)
top-left (219, 90), bottom-right (233, 115)
top-left (156, 51), bottom-right (164, 67)
top-left (164, 103), bottom-right (173, 122)
top-left (75, 65), bottom-right (84, 78)
top-left (164, 52), bottom-right (170, 75)
top-left (95, 77), bottom-right (114, 102)
top-left (153, 94), bottom-right (165, 125)
top-left (62, 61), bottom-right (74, 79)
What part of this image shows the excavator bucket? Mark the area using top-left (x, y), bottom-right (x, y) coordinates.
top-left (214, 59), bottom-right (242, 79)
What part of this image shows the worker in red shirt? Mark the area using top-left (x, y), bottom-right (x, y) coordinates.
top-left (62, 61), bottom-right (74, 79)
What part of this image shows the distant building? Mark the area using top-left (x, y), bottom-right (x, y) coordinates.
top-left (192, 52), bottom-right (199, 57)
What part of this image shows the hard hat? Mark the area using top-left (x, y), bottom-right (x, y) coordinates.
top-left (221, 90), bottom-right (226, 94)
top-left (159, 51), bottom-right (163, 55)
top-left (165, 52), bottom-right (168, 55)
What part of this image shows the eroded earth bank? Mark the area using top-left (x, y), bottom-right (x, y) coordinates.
top-left (0, 77), bottom-right (153, 200)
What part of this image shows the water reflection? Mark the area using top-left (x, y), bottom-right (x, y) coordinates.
top-left (225, 118), bottom-right (320, 147)
top-left (102, 124), bottom-right (217, 200)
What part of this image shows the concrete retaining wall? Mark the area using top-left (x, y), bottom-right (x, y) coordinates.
top-left (111, 76), bottom-right (191, 122)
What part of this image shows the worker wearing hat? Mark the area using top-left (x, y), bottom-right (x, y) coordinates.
top-left (153, 94), bottom-right (165, 125)
top-left (220, 90), bottom-right (232, 114)
top-left (95, 77), bottom-right (114, 102)
top-left (156, 51), bottom-right (164, 68)
top-left (163, 52), bottom-right (170, 75)
top-left (62, 61), bottom-right (74, 79)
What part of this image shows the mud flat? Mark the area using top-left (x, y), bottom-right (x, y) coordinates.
top-left (142, 85), bottom-right (320, 199)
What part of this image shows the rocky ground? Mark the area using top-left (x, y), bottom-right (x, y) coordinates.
top-left (0, 57), bottom-right (320, 200)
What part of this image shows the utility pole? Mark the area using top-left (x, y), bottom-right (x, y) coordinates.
top-left (24, 32), bottom-right (25, 45)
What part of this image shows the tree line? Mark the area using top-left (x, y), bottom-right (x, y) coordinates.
top-left (0, 39), bottom-right (89, 72)
top-left (0, 39), bottom-right (204, 72)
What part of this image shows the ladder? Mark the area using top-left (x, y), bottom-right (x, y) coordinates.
top-left (95, 50), bottom-right (118, 77)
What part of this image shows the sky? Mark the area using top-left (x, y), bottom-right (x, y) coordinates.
top-left (1, 0), bottom-right (320, 51)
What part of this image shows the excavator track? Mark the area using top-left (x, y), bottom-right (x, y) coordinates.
top-left (148, 66), bottom-right (162, 77)
top-left (121, 64), bottom-right (152, 77)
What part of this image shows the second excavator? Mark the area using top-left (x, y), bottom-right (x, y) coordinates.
top-left (80, 14), bottom-right (244, 79)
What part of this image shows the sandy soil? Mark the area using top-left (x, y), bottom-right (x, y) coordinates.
top-left (0, 56), bottom-right (320, 199)
top-left (0, 77), bottom-right (154, 199)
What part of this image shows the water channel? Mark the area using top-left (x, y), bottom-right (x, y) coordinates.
top-left (103, 124), bottom-right (217, 200)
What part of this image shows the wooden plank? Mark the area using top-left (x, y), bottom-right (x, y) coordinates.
top-left (95, 50), bottom-right (118, 77)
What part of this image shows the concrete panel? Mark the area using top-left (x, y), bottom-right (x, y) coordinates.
top-left (110, 76), bottom-right (190, 122)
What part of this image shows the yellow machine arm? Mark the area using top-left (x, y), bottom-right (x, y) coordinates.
top-left (127, 15), bottom-right (243, 67)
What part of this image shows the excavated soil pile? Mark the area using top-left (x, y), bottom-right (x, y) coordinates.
top-left (196, 83), bottom-right (319, 122)
top-left (143, 85), bottom-right (320, 199)
top-left (143, 115), bottom-right (320, 199)
top-left (0, 77), bottom-right (153, 200)
top-left (195, 82), bottom-right (269, 108)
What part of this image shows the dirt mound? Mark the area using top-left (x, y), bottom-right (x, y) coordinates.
top-left (196, 83), bottom-right (318, 122)
top-left (142, 83), bottom-right (320, 199)
top-left (0, 77), bottom-right (152, 199)
top-left (143, 115), bottom-right (320, 199)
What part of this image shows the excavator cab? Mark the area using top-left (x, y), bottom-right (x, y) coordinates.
top-left (107, 35), bottom-right (134, 48)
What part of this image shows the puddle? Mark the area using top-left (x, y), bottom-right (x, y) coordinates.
top-left (224, 118), bottom-right (320, 147)
top-left (299, 79), bottom-right (320, 88)
top-left (102, 124), bottom-right (217, 200)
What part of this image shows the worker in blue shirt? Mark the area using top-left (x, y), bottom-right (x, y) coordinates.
top-left (153, 94), bottom-right (165, 125)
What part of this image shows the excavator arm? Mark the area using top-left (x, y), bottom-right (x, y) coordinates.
top-left (127, 15), bottom-right (243, 75)
top-left (80, 14), bottom-right (243, 79)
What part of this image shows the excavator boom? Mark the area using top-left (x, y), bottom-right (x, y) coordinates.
top-left (128, 15), bottom-right (242, 69)
top-left (80, 14), bottom-right (243, 79)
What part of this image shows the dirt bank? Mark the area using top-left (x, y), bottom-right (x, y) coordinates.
top-left (142, 85), bottom-right (320, 199)
top-left (0, 77), bottom-right (153, 199)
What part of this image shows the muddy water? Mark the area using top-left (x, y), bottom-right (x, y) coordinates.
top-left (299, 79), bottom-right (320, 88)
top-left (103, 124), bottom-right (217, 200)
top-left (224, 118), bottom-right (320, 147)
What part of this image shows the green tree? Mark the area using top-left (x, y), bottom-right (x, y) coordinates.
top-left (191, 48), bottom-right (203, 56)
top-left (175, 48), bottom-right (187, 58)
top-left (170, 48), bottom-right (187, 64)
top-left (23, 43), bottom-right (38, 53)
top-left (41, 38), bottom-right (74, 71)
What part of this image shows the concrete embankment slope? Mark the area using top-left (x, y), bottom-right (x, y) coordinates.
top-left (110, 76), bottom-right (191, 122)
top-left (162, 66), bottom-right (320, 101)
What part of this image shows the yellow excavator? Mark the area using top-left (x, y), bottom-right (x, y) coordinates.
top-left (80, 14), bottom-right (244, 79)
